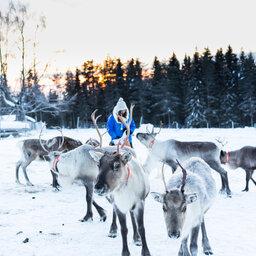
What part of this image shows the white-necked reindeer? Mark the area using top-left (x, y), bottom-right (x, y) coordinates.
top-left (136, 125), bottom-right (231, 197)
top-left (89, 104), bottom-right (151, 256)
top-left (43, 143), bottom-right (107, 222)
top-left (16, 127), bottom-right (82, 186)
top-left (151, 157), bottom-right (216, 256)
top-left (43, 112), bottom-right (136, 225)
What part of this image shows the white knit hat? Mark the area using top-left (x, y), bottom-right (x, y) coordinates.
top-left (115, 98), bottom-right (127, 112)
top-left (113, 97), bottom-right (129, 123)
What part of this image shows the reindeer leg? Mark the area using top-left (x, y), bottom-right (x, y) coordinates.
top-left (135, 201), bottom-right (151, 256)
top-left (15, 160), bottom-right (22, 184)
top-left (179, 236), bottom-right (190, 256)
top-left (190, 225), bottom-right (200, 256)
top-left (242, 169), bottom-right (251, 192)
top-left (130, 210), bottom-right (141, 246)
top-left (80, 180), bottom-right (93, 222)
top-left (250, 170), bottom-right (256, 186)
top-left (201, 218), bottom-right (213, 255)
top-left (50, 170), bottom-right (60, 190)
top-left (92, 200), bottom-right (106, 222)
top-left (21, 160), bottom-right (34, 186)
top-left (115, 207), bottom-right (130, 256)
top-left (108, 209), bottom-right (118, 238)
top-left (206, 160), bottom-right (232, 197)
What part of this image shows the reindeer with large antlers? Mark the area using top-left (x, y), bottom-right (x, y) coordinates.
top-left (43, 110), bottom-right (136, 224)
top-left (136, 125), bottom-right (232, 197)
top-left (89, 104), bottom-right (151, 256)
top-left (16, 127), bottom-right (82, 186)
top-left (152, 157), bottom-right (217, 256)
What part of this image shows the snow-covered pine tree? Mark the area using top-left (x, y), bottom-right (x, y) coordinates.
top-left (185, 50), bottom-right (207, 127)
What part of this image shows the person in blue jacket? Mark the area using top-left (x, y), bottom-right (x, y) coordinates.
top-left (107, 97), bottom-right (136, 148)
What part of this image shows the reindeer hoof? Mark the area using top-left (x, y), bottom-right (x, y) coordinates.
top-left (134, 240), bottom-right (142, 246)
top-left (141, 249), bottom-right (151, 256)
top-left (204, 250), bottom-right (213, 255)
top-left (80, 217), bottom-right (93, 222)
top-left (26, 182), bottom-right (34, 186)
top-left (227, 193), bottom-right (232, 198)
top-left (219, 189), bottom-right (226, 194)
top-left (16, 181), bottom-right (23, 186)
top-left (100, 215), bottom-right (107, 222)
top-left (242, 189), bottom-right (249, 192)
top-left (133, 234), bottom-right (142, 246)
top-left (108, 231), bottom-right (117, 238)
top-left (53, 187), bottom-right (60, 192)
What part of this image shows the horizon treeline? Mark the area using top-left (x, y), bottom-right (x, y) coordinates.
top-left (2, 45), bottom-right (256, 129)
top-left (55, 45), bottom-right (256, 128)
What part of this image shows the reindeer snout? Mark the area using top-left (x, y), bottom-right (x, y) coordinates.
top-left (168, 231), bottom-right (180, 239)
top-left (94, 184), bottom-right (108, 196)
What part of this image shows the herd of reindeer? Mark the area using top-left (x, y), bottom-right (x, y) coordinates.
top-left (14, 104), bottom-right (256, 256)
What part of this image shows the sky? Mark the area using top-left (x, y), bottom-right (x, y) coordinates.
top-left (1, 0), bottom-right (256, 88)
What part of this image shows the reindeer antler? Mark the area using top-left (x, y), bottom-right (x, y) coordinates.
top-left (117, 104), bottom-right (135, 149)
top-left (39, 124), bottom-right (50, 153)
top-left (53, 126), bottom-right (65, 151)
top-left (39, 125), bottom-right (65, 152)
top-left (91, 109), bottom-right (103, 149)
top-left (161, 161), bottom-right (168, 193)
top-left (176, 159), bottom-right (187, 194)
top-left (156, 121), bottom-right (163, 135)
top-left (146, 124), bottom-right (154, 134)
top-left (146, 121), bottom-right (162, 135)
top-left (215, 137), bottom-right (228, 148)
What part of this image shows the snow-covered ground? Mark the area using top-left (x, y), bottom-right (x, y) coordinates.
top-left (0, 127), bottom-right (256, 256)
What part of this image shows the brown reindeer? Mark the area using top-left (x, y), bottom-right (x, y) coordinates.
top-left (16, 130), bottom-right (82, 186)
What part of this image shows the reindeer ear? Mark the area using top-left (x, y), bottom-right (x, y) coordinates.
top-left (185, 193), bottom-right (197, 204)
top-left (89, 150), bottom-right (103, 163)
top-left (43, 155), bottom-right (51, 162)
top-left (220, 150), bottom-right (226, 157)
top-left (151, 192), bottom-right (164, 203)
top-left (121, 152), bottom-right (132, 165)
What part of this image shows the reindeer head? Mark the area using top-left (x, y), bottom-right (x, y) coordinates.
top-left (89, 104), bottom-right (134, 196)
top-left (85, 138), bottom-right (100, 147)
top-left (151, 190), bottom-right (197, 239)
top-left (89, 150), bottom-right (132, 196)
top-left (136, 122), bottom-right (162, 148)
top-left (151, 160), bottom-right (197, 239)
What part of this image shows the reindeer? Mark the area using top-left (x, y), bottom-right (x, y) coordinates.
top-left (220, 146), bottom-right (256, 191)
top-left (89, 104), bottom-right (151, 256)
top-left (136, 125), bottom-right (232, 197)
top-left (152, 157), bottom-right (217, 256)
top-left (43, 144), bottom-right (107, 222)
top-left (43, 112), bottom-right (135, 224)
top-left (16, 128), bottom-right (82, 186)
